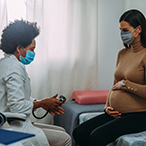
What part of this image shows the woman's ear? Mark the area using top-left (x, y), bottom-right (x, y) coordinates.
top-left (137, 25), bottom-right (142, 33)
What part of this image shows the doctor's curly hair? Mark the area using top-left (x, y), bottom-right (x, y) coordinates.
top-left (0, 19), bottom-right (40, 54)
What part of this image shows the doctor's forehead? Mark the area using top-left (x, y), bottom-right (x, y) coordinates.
top-left (25, 39), bottom-right (36, 52)
top-left (29, 39), bottom-right (36, 47)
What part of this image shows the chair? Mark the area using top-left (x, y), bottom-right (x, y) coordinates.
top-left (0, 112), bottom-right (27, 129)
top-left (0, 112), bottom-right (34, 146)
top-left (3, 112), bottom-right (26, 123)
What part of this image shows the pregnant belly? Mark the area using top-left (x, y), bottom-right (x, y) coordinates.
top-left (109, 90), bottom-right (146, 113)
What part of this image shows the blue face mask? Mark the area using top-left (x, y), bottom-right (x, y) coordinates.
top-left (20, 50), bottom-right (35, 65)
top-left (121, 27), bottom-right (139, 45)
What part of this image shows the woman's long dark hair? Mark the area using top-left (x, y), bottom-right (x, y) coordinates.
top-left (119, 9), bottom-right (146, 48)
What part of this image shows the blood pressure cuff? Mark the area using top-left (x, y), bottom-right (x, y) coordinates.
top-left (0, 113), bottom-right (6, 127)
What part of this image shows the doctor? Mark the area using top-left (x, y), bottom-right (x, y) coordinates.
top-left (0, 20), bottom-right (71, 146)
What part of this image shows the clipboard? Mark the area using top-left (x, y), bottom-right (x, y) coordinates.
top-left (0, 129), bottom-right (35, 145)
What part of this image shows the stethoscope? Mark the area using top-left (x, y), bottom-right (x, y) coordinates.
top-left (32, 95), bottom-right (66, 119)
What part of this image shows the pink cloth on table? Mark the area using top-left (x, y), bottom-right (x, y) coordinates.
top-left (72, 90), bottom-right (110, 105)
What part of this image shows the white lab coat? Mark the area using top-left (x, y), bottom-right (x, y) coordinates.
top-left (0, 54), bottom-right (50, 146)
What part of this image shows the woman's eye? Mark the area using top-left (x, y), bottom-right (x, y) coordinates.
top-left (122, 29), bottom-right (129, 32)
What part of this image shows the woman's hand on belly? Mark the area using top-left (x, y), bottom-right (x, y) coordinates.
top-left (111, 80), bottom-right (125, 91)
top-left (105, 106), bottom-right (121, 118)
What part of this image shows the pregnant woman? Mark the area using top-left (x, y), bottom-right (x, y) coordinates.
top-left (73, 9), bottom-right (146, 146)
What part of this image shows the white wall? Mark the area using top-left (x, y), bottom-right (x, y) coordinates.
top-left (0, 0), bottom-right (7, 59)
top-left (97, 0), bottom-right (123, 90)
top-left (97, 0), bottom-right (146, 90)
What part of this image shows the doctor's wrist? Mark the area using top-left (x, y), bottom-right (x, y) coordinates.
top-left (33, 100), bottom-right (42, 110)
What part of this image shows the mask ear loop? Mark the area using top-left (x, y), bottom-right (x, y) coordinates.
top-left (18, 46), bottom-right (25, 55)
top-left (134, 27), bottom-right (139, 38)
top-left (16, 46), bottom-right (22, 60)
top-left (17, 46), bottom-right (21, 55)
top-left (21, 45), bottom-right (25, 49)
top-left (135, 32), bottom-right (139, 38)
top-left (21, 46), bottom-right (27, 52)
top-left (131, 26), bottom-right (139, 39)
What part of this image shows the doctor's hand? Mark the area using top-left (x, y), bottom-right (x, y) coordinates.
top-left (41, 94), bottom-right (65, 116)
top-left (33, 94), bottom-right (65, 116)
top-left (105, 106), bottom-right (121, 118)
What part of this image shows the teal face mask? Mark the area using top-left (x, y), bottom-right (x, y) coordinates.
top-left (20, 49), bottom-right (35, 65)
